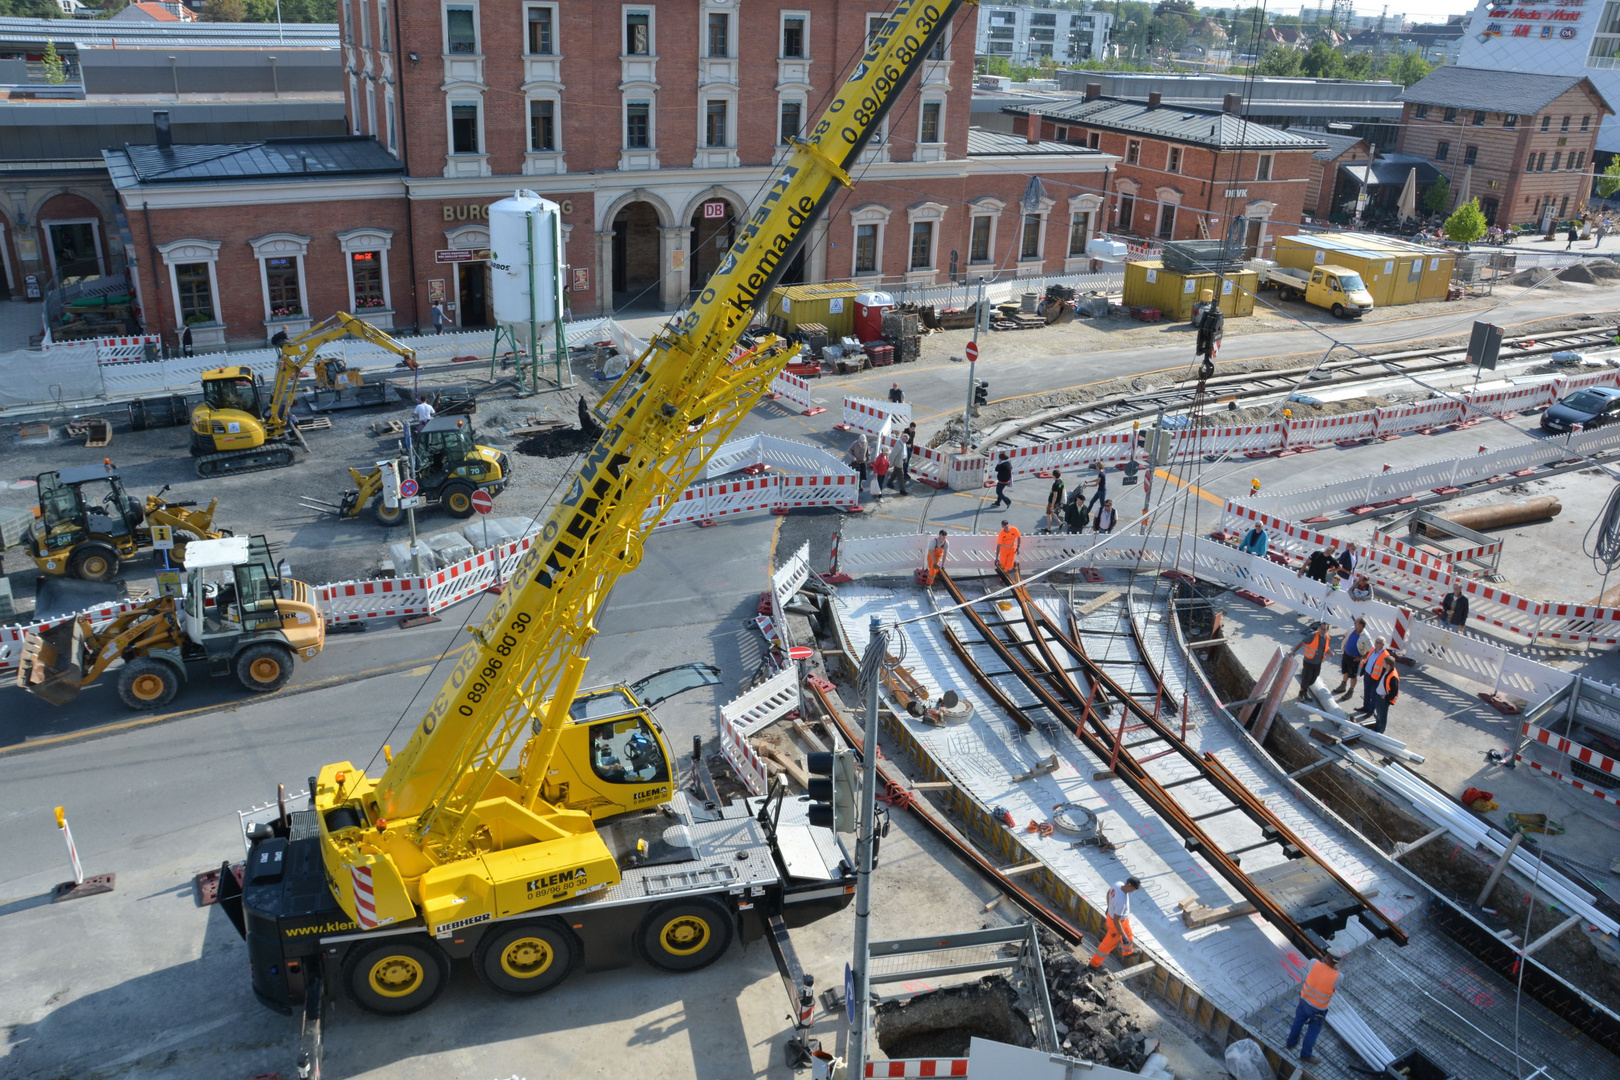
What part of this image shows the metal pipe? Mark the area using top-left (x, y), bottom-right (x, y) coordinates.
top-left (847, 618), bottom-right (887, 1080)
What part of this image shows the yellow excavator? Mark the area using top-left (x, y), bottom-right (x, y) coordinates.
top-left (222, 0), bottom-right (956, 1056)
top-left (15, 535), bottom-right (325, 710)
top-left (188, 313), bottom-right (419, 478)
top-left (28, 460), bottom-right (229, 581)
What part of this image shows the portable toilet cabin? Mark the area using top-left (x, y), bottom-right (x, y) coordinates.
top-left (853, 291), bottom-right (894, 342)
top-left (766, 281), bottom-right (862, 338)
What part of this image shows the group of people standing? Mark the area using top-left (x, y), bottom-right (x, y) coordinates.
top-left (847, 422), bottom-right (919, 499)
top-left (1289, 617), bottom-right (1401, 733)
top-left (993, 457), bottom-right (1117, 535)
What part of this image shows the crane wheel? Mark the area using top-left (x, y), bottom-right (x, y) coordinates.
top-left (343, 938), bottom-right (449, 1015)
top-left (235, 644), bottom-right (294, 694)
top-left (442, 483), bottom-right (476, 519)
top-left (474, 920), bottom-right (577, 996)
top-left (635, 896), bottom-right (734, 972)
top-left (372, 498), bottom-right (406, 527)
top-left (70, 545), bottom-right (121, 582)
top-left (117, 658), bottom-right (180, 710)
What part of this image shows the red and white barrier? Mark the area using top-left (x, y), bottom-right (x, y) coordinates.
top-left (719, 698), bottom-right (770, 795)
top-left (0, 598), bottom-right (148, 676)
top-left (836, 395), bottom-right (910, 437)
top-left (769, 370), bottom-right (820, 414)
top-left (722, 666), bottom-right (800, 738)
top-left (865, 1061), bottom-right (969, 1078)
top-left (1371, 522), bottom-right (1502, 572)
top-left (653, 473), bottom-right (862, 529)
top-left (998, 431), bottom-right (1137, 483)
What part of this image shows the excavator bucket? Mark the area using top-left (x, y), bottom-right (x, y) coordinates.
top-left (15, 619), bottom-right (88, 706)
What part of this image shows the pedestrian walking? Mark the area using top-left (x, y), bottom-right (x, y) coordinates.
top-left (1354, 638), bottom-right (1392, 717)
top-left (888, 382), bottom-right (904, 404)
top-left (431, 300), bottom-right (447, 333)
top-left (1063, 489), bottom-right (1090, 534)
top-left (1094, 500), bottom-right (1117, 533)
top-left (924, 530), bottom-right (949, 585)
top-left (181, 324), bottom-right (194, 357)
top-left (1087, 463), bottom-right (1109, 512)
top-left (1441, 581), bottom-right (1469, 628)
top-left (1568, 223), bottom-right (1580, 250)
top-left (871, 445), bottom-right (890, 497)
top-left (1284, 953), bottom-right (1341, 1064)
top-left (412, 395), bottom-right (436, 432)
top-left (1334, 616), bottom-right (1368, 696)
top-left (1370, 665), bottom-right (1400, 734)
top-left (1597, 223), bottom-right (1610, 249)
top-left (1290, 621), bottom-right (1332, 700)
top-left (891, 434), bottom-right (911, 494)
top-left (996, 519), bottom-right (1022, 575)
top-left (1087, 877), bottom-right (1141, 969)
top-left (1046, 470), bottom-right (1066, 518)
top-left (992, 452), bottom-right (1013, 509)
top-left (1237, 524), bottom-right (1269, 558)
top-left (849, 434), bottom-right (871, 493)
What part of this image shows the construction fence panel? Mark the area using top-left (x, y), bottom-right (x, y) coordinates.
top-left (719, 706), bottom-right (771, 795)
top-left (317, 577), bottom-right (435, 624)
top-left (768, 370), bottom-right (816, 413)
top-left (723, 666), bottom-right (802, 738)
top-left (1172, 423), bottom-right (1284, 460)
top-left (838, 395), bottom-right (910, 438)
top-left (1001, 431), bottom-right (1138, 483)
top-left (0, 598), bottom-right (148, 677)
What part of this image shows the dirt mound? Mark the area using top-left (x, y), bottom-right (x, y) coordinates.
top-left (1507, 266), bottom-right (1562, 288)
top-left (1557, 262), bottom-right (1599, 284)
top-left (1585, 259), bottom-right (1620, 281)
top-left (514, 427), bottom-right (596, 458)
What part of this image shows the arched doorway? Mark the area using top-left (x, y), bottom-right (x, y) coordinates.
top-left (611, 201), bottom-right (661, 309)
top-left (687, 197), bottom-right (738, 294)
top-left (37, 193), bottom-right (107, 283)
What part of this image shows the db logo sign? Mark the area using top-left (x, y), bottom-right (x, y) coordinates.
top-left (703, 201), bottom-right (727, 220)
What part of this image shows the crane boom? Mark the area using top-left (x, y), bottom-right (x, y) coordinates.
top-left (265, 312), bottom-right (420, 439)
top-left (322, 0), bottom-right (963, 932)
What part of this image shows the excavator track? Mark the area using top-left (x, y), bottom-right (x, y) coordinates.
top-left (195, 444), bottom-right (298, 478)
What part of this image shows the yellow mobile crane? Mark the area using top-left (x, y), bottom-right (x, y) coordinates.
top-left (221, 0), bottom-right (961, 1052)
top-left (188, 312), bottom-right (420, 478)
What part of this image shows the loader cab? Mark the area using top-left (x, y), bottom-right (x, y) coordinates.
top-left (34, 463), bottom-right (141, 550)
top-left (192, 367), bottom-right (271, 454)
top-left (541, 663), bottom-right (722, 820)
top-left (201, 368), bottom-right (267, 418)
top-left (182, 535), bottom-right (284, 639)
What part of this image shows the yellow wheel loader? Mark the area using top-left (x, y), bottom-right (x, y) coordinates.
top-left (189, 313), bottom-right (419, 478)
top-left (28, 460), bottom-right (230, 581)
top-left (15, 535), bottom-right (325, 710)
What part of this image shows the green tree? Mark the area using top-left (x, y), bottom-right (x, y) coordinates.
top-left (41, 39), bottom-right (65, 84)
top-left (1422, 175), bottom-right (1451, 215)
top-left (1597, 157), bottom-right (1620, 199)
top-left (202, 0), bottom-right (248, 19)
top-left (0, 0), bottom-right (63, 16)
top-left (1254, 45), bottom-right (1302, 76)
top-left (1300, 40), bottom-right (1344, 78)
top-left (1444, 198), bottom-right (1488, 243)
top-left (1393, 51), bottom-right (1433, 88)
top-left (1343, 50), bottom-right (1374, 80)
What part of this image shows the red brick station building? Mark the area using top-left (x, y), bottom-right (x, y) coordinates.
top-left (107, 0), bottom-right (1122, 349)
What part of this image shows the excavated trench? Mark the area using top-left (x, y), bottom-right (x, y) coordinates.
top-left (874, 976), bottom-right (1034, 1059)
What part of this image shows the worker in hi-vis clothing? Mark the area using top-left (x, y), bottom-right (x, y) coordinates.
top-left (924, 530), bottom-right (949, 585)
top-left (1285, 953), bottom-right (1341, 1063)
top-left (996, 520), bottom-right (1022, 574)
top-left (1088, 876), bottom-right (1141, 968)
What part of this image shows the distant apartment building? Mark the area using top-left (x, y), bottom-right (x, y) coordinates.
top-left (978, 4), bottom-right (1113, 66)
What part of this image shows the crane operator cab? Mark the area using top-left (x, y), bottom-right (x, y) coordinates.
top-left (192, 367), bottom-right (270, 453)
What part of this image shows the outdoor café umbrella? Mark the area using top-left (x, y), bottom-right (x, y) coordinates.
top-left (1453, 165), bottom-right (1472, 211)
top-left (1396, 167), bottom-right (1418, 221)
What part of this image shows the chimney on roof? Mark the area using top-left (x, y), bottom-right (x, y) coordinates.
top-left (1223, 93), bottom-right (1242, 115)
top-left (153, 110), bottom-right (172, 151)
top-left (1148, 91), bottom-right (1162, 110)
top-left (1027, 113), bottom-right (1041, 144)
top-left (1085, 82), bottom-right (1102, 101)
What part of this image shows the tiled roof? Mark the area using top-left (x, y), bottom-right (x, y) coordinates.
top-left (1305, 130), bottom-right (1368, 161)
top-left (104, 136), bottom-right (401, 185)
top-left (1400, 66), bottom-right (1609, 116)
top-left (1002, 97), bottom-right (1326, 151)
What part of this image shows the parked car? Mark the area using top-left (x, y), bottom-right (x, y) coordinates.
top-left (1541, 385), bottom-right (1620, 433)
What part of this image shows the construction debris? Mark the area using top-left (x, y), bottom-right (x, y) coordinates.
top-left (1038, 934), bottom-right (1155, 1071)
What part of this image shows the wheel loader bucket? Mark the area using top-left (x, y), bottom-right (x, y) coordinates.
top-left (15, 620), bottom-right (87, 706)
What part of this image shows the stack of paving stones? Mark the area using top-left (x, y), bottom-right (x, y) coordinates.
top-left (1040, 931), bottom-right (1153, 1070)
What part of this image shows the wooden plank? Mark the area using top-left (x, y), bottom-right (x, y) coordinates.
top-left (1238, 648), bottom-right (1282, 727)
top-left (1077, 589), bottom-right (1123, 617)
top-left (1179, 898), bottom-right (1258, 928)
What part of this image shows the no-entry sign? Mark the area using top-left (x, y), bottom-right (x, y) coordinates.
top-left (471, 489), bottom-right (495, 514)
top-left (965, 340), bottom-right (979, 362)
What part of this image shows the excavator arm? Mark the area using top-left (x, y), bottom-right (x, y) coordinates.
top-left (264, 313), bottom-right (420, 440)
top-left (319, 0), bottom-right (964, 925)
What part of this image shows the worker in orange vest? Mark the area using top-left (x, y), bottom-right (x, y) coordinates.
top-left (996, 519), bottom-right (1021, 574)
top-left (1370, 665), bottom-right (1400, 734)
top-left (1087, 876), bottom-right (1140, 968)
top-left (1284, 953), bottom-right (1341, 1063)
top-left (924, 530), bottom-right (949, 585)
top-left (1353, 638), bottom-right (1393, 719)
top-left (1289, 621), bottom-right (1331, 700)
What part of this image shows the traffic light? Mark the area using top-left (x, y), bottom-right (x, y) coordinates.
top-left (1195, 307), bottom-right (1223, 361)
top-left (807, 749), bottom-right (858, 833)
top-left (974, 381), bottom-right (989, 407)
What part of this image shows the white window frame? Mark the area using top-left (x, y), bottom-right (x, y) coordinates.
top-left (916, 96), bottom-right (946, 164)
top-left (905, 201), bottom-right (946, 278)
top-left (705, 7), bottom-right (731, 58)
top-left (524, 1), bottom-right (558, 55)
top-left (365, 82), bottom-right (377, 138)
top-left (1126, 138), bottom-right (1141, 165)
top-left (1064, 193), bottom-right (1102, 270)
top-left (384, 88), bottom-right (397, 153)
top-left (967, 196), bottom-right (1004, 265)
top-left (624, 97), bottom-right (655, 150)
top-left (348, 75), bottom-right (361, 135)
top-left (850, 204), bottom-right (891, 278)
top-left (358, 0), bottom-right (370, 49)
top-left (377, 0), bottom-right (389, 52)
top-left (157, 238), bottom-right (221, 330)
top-left (780, 9), bottom-right (809, 59)
top-left (336, 227), bottom-right (394, 312)
top-left (622, 5), bottom-right (655, 58)
top-left (704, 94), bottom-right (734, 148)
top-left (249, 233), bottom-right (311, 322)
top-left (41, 216), bottom-right (106, 281)
top-left (443, 0), bottom-right (479, 55)
top-left (448, 97), bottom-right (485, 155)
top-left (527, 93), bottom-right (561, 153)
top-left (1167, 145), bottom-right (1182, 173)
top-left (777, 94), bottom-right (806, 145)
top-left (1255, 153), bottom-right (1273, 181)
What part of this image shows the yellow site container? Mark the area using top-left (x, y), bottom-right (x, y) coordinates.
top-left (1273, 233), bottom-right (1455, 306)
top-left (766, 281), bottom-right (862, 337)
top-left (1124, 261), bottom-right (1257, 320)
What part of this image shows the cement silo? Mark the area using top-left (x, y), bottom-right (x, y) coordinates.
top-left (487, 190), bottom-right (569, 388)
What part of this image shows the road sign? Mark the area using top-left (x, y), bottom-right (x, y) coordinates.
top-left (471, 489), bottom-right (495, 514)
top-left (845, 963), bottom-right (856, 1024)
top-left (965, 340), bottom-right (979, 363)
top-left (149, 524), bottom-right (174, 550)
top-left (788, 645), bottom-right (814, 661)
top-left (399, 496), bottom-right (425, 509)
top-left (399, 478), bottom-right (419, 498)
